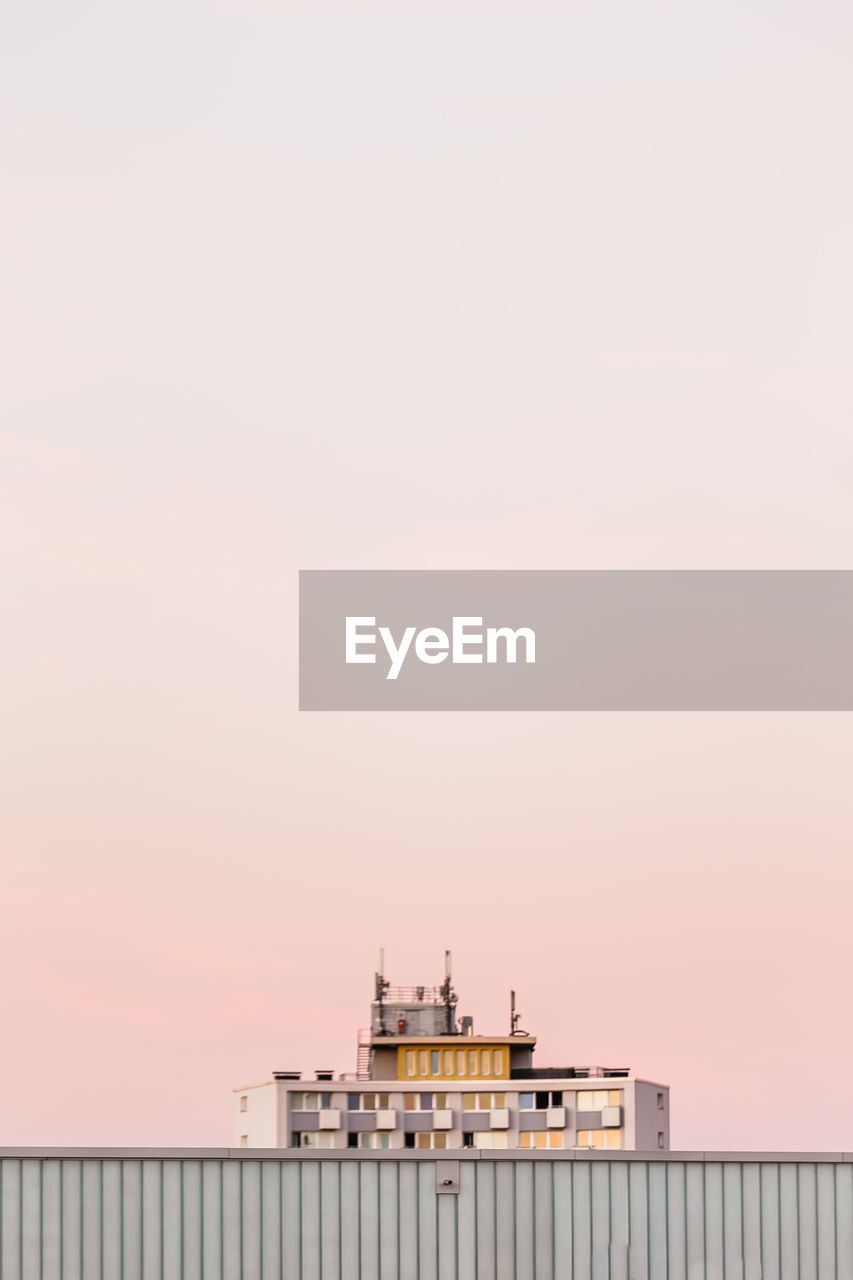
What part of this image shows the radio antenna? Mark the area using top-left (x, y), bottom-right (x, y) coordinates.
top-left (510, 989), bottom-right (527, 1035)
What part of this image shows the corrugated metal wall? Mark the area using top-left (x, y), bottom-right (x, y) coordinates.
top-left (1, 1151), bottom-right (852, 1279)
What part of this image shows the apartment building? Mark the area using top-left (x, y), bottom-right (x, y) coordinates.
top-left (233, 956), bottom-right (669, 1152)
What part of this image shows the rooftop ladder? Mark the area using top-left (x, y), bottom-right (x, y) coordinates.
top-left (356, 1028), bottom-right (371, 1081)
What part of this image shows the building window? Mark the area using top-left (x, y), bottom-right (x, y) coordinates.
top-left (240, 1096), bottom-right (248, 1113)
top-left (351, 1093), bottom-right (389, 1112)
top-left (359, 1133), bottom-right (390, 1150)
top-left (657, 1093), bottom-right (664, 1110)
top-left (576, 1130), bottom-right (621, 1150)
top-left (240, 1135), bottom-right (248, 1148)
top-left (347, 1133), bottom-right (358, 1148)
top-left (291, 1092), bottom-right (332, 1111)
top-left (658, 1132), bottom-right (665, 1150)
top-left (414, 1133), bottom-right (448, 1150)
top-left (404, 1133), bottom-right (415, 1148)
top-left (577, 1090), bottom-right (621, 1112)
top-left (519, 1132), bottom-right (563, 1149)
top-left (520, 1092), bottom-right (562, 1110)
top-left (462, 1093), bottom-right (505, 1111)
top-left (405, 1093), bottom-right (447, 1111)
top-left (294, 1132), bottom-right (334, 1149)
top-left (462, 1132), bottom-right (474, 1148)
top-left (473, 1133), bottom-right (508, 1150)
top-left (399, 1044), bottom-right (507, 1081)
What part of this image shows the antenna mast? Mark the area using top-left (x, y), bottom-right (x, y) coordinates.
top-left (510, 989), bottom-right (526, 1035)
top-left (441, 949), bottom-right (456, 1034)
top-left (374, 948), bottom-right (390, 1035)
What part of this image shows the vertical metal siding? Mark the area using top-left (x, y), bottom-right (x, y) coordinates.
top-left (1, 1153), bottom-right (852, 1279)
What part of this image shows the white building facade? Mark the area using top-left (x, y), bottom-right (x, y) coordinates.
top-left (234, 1072), bottom-right (669, 1152)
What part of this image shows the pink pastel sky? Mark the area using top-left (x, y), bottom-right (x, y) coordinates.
top-left (2, 0), bottom-right (853, 1151)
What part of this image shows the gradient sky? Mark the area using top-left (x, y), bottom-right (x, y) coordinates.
top-left (2, 0), bottom-right (853, 1151)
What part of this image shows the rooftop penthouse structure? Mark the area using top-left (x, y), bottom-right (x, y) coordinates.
top-left (234, 953), bottom-right (670, 1152)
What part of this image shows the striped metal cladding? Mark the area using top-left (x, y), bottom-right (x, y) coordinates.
top-left (1, 1151), bottom-right (852, 1279)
